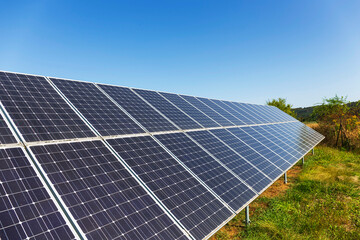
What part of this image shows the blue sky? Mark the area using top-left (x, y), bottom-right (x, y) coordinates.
top-left (0, 0), bottom-right (359, 107)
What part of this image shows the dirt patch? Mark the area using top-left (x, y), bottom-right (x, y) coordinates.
top-left (261, 165), bottom-right (302, 198)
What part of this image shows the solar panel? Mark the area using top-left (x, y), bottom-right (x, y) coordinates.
top-left (0, 112), bottom-right (17, 144)
top-left (0, 147), bottom-right (76, 240)
top-left (107, 136), bottom-right (232, 240)
top-left (97, 84), bottom-right (178, 132)
top-left (257, 124), bottom-right (304, 159)
top-left (221, 101), bottom-right (263, 124)
top-left (210, 129), bottom-right (283, 180)
top-left (50, 78), bottom-right (145, 136)
top-left (180, 95), bottom-right (234, 126)
top-left (0, 70), bottom-right (325, 240)
top-left (30, 141), bottom-right (187, 240)
top-left (159, 92), bottom-right (220, 128)
top-left (227, 127), bottom-right (291, 171)
top-left (133, 89), bottom-right (201, 130)
top-left (187, 130), bottom-right (271, 193)
top-left (196, 97), bottom-right (246, 126)
top-left (230, 102), bottom-right (269, 124)
top-left (242, 126), bottom-right (298, 164)
top-left (209, 99), bottom-right (255, 125)
top-left (154, 133), bottom-right (257, 212)
top-left (0, 71), bottom-right (95, 142)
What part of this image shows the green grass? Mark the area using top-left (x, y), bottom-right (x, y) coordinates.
top-left (213, 146), bottom-right (360, 240)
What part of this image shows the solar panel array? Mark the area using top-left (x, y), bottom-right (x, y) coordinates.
top-left (0, 70), bottom-right (324, 240)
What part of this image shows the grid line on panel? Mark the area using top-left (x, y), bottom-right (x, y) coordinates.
top-left (97, 84), bottom-right (178, 133)
top-left (187, 130), bottom-right (271, 193)
top-left (180, 95), bottom-right (234, 126)
top-left (159, 92), bottom-right (220, 128)
top-left (154, 132), bottom-right (256, 213)
top-left (30, 141), bottom-right (187, 240)
top-left (107, 136), bottom-right (233, 240)
top-left (0, 71), bottom-right (95, 142)
top-left (133, 89), bottom-right (202, 130)
top-left (50, 78), bottom-right (145, 137)
top-left (242, 104), bottom-right (273, 123)
top-left (210, 129), bottom-right (282, 180)
top-left (227, 128), bottom-right (292, 171)
top-left (0, 147), bottom-right (76, 240)
top-left (196, 97), bottom-right (245, 126)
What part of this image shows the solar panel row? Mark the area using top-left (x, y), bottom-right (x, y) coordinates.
top-left (0, 70), bottom-right (324, 240)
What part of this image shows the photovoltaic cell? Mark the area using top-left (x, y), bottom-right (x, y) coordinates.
top-left (98, 84), bottom-right (178, 132)
top-left (50, 78), bottom-right (145, 136)
top-left (233, 103), bottom-right (270, 123)
top-left (196, 97), bottom-right (245, 126)
top-left (0, 114), bottom-right (17, 144)
top-left (187, 130), bottom-right (271, 193)
top-left (107, 136), bottom-right (232, 240)
top-left (155, 133), bottom-right (256, 212)
top-left (30, 141), bottom-right (187, 240)
top-left (133, 89), bottom-right (201, 130)
top-left (159, 92), bottom-right (220, 128)
top-left (210, 129), bottom-right (282, 180)
top-left (180, 95), bottom-right (234, 126)
top-left (227, 128), bottom-right (291, 171)
top-left (0, 147), bottom-right (75, 240)
top-left (242, 104), bottom-right (273, 123)
top-left (0, 71), bottom-right (95, 142)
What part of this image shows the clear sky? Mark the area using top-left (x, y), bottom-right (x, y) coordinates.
top-left (0, 0), bottom-right (359, 107)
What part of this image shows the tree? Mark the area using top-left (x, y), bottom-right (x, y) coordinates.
top-left (312, 95), bottom-right (360, 150)
top-left (266, 98), bottom-right (297, 117)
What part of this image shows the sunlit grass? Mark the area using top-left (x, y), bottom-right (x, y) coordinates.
top-left (212, 146), bottom-right (360, 240)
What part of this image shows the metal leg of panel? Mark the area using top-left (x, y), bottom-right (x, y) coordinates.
top-left (302, 157), bottom-right (305, 165)
top-left (284, 172), bottom-right (287, 184)
top-left (245, 205), bottom-right (250, 225)
top-left (312, 148), bottom-right (314, 155)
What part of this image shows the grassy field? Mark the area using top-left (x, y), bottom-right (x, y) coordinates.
top-left (211, 146), bottom-right (360, 240)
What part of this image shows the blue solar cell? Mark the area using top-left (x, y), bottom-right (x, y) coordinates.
top-left (0, 148), bottom-right (75, 240)
top-left (210, 129), bottom-right (282, 180)
top-left (187, 130), bottom-right (271, 193)
top-left (241, 104), bottom-right (273, 123)
top-left (0, 71), bottom-right (95, 142)
top-left (155, 132), bottom-right (256, 212)
top-left (180, 95), bottom-right (234, 126)
top-left (30, 141), bottom-right (187, 240)
top-left (0, 114), bottom-right (17, 144)
top-left (50, 78), bottom-right (145, 136)
top-left (159, 92), bottom-right (220, 128)
top-left (98, 84), bottom-right (178, 132)
top-left (133, 89), bottom-right (201, 130)
top-left (196, 98), bottom-right (245, 126)
top-left (227, 128), bottom-right (291, 171)
top-left (107, 136), bottom-right (233, 239)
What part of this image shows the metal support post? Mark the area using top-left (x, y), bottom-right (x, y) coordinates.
top-left (302, 157), bottom-right (305, 165)
top-left (312, 148), bottom-right (314, 155)
top-left (284, 172), bottom-right (287, 184)
top-left (245, 205), bottom-right (250, 225)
